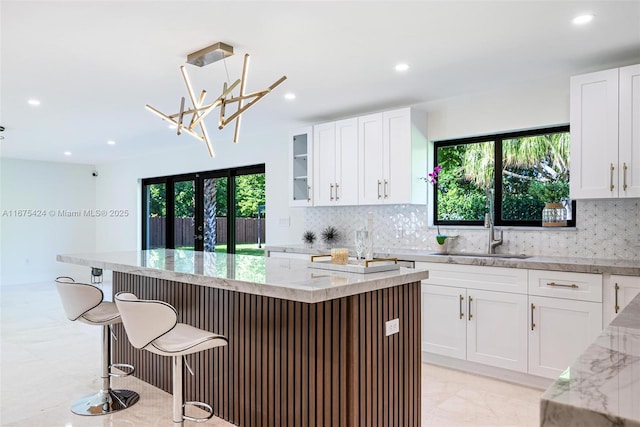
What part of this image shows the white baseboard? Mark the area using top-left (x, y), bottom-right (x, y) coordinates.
top-left (422, 351), bottom-right (554, 390)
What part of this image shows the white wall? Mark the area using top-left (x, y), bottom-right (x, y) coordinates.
top-left (420, 74), bottom-right (569, 143)
top-left (0, 158), bottom-right (97, 285)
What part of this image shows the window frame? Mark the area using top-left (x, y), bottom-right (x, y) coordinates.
top-left (433, 125), bottom-right (575, 228)
top-left (141, 163), bottom-right (265, 252)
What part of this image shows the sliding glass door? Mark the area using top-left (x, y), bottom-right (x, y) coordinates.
top-left (142, 165), bottom-right (265, 254)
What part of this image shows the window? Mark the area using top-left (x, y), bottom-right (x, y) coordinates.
top-left (142, 164), bottom-right (266, 255)
top-left (433, 125), bottom-right (574, 227)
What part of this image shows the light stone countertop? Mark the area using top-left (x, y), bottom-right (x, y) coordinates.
top-left (56, 249), bottom-right (428, 303)
top-left (540, 293), bottom-right (640, 426)
top-left (265, 245), bottom-right (640, 276)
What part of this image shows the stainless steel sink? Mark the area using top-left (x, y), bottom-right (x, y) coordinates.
top-left (433, 252), bottom-right (531, 259)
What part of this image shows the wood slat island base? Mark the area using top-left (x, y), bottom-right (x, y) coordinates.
top-left (113, 272), bottom-right (422, 427)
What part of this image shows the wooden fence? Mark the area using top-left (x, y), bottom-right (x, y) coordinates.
top-left (148, 217), bottom-right (265, 247)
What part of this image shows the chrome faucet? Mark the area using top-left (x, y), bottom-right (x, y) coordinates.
top-left (488, 221), bottom-right (503, 254)
top-left (485, 189), bottom-right (503, 254)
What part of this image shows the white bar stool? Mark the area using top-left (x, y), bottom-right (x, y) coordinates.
top-left (114, 292), bottom-right (228, 426)
top-left (54, 277), bottom-right (139, 415)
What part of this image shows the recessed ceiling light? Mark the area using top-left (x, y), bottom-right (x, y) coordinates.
top-left (168, 124), bottom-right (177, 129)
top-left (284, 93), bottom-right (296, 100)
top-left (572, 14), bottom-right (594, 25)
top-left (107, 140), bottom-right (116, 145)
top-left (395, 63), bottom-right (409, 72)
top-left (27, 99), bottom-right (41, 106)
top-left (64, 151), bottom-right (72, 156)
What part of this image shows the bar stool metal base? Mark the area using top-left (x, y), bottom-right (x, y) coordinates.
top-left (71, 388), bottom-right (140, 416)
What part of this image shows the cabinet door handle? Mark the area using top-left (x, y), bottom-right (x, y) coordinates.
top-left (335, 183), bottom-right (340, 200)
top-left (329, 183), bottom-right (334, 201)
top-left (384, 179), bottom-right (389, 199)
top-left (531, 303), bottom-right (536, 331)
top-left (623, 163), bottom-right (628, 191)
top-left (615, 283), bottom-right (620, 314)
top-left (459, 294), bottom-right (464, 319)
top-left (377, 180), bottom-right (382, 199)
top-left (546, 281), bottom-right (579, 289)
top-left (610, 163), bottom-right (615, 191)
top-left (307, 185), bottom-right (311, 202)
top-left (468, 296), bottom-right (473, 321)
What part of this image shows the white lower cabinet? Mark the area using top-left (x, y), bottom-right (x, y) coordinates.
top-left (603, 274), bottom-right (640, 325)
top-left (420, 263), bottom-right (605, 381)
top-left (467, 289), bottom-right (528, 372)
top-left (421, 284), bottom-right (466, 359)
top-left (527, 269), bottom-right (603, 379)
top-left (421, 283), bottom-right (527, 373)
top-left (527, 295), bottom-right (602, 379)
top-left (419, 263), bottom-right (528, 373)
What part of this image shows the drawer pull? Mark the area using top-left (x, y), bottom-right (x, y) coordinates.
top-left (459, 294), bottom-right (464, 319)
top-left (615, 283), bottom-right (620, 314)
top-left (546, 282), bottom-right (579, 289)
top-left (468, 296), bottom-right (473, 321)
top-left (531, 303), bottom-right (536, 331)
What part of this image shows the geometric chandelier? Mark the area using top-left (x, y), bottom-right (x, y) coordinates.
top-left (145, 42), bottom-right (287, 157)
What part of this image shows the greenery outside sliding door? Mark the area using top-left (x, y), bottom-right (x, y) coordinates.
top-left (142, 164), bottom-right (265, 255)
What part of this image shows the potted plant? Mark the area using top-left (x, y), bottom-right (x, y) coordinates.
top-left (529, 180), bottom-right (569, 226)
top-left (422, 165), bottom-right (449, 252)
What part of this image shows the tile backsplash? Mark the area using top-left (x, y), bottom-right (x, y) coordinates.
top-left (304, 199), bottom-right (640, 260)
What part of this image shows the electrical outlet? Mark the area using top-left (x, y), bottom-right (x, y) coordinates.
top-left (385, 318), bottom-right (399, 336)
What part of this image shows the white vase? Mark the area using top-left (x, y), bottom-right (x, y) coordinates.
top-left (434, 239), bottom-right (448, 253)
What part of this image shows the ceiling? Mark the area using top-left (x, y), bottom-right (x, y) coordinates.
top-left (1, 1), bottom-right (639, 165)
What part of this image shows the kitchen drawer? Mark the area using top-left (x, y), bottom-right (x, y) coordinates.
top-left (528, 269), bottom-right (602, 302)
top-left (415, 262), bottom-right (527, 294)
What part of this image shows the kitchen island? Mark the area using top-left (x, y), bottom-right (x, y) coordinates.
top-left (540, 292), bottom-right (640, 426)
top-left (57, 249), bottom-right (429, 427)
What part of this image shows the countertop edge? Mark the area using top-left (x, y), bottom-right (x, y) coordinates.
top-left (57, 252), bottom-right (429, 303)
top-left (539, 293), bottom-right (640, 426)
top-left (265, 246), bottom-right (640, 276)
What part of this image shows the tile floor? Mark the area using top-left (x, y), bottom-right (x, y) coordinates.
top-left (1, 282), bottom-right (542, 426)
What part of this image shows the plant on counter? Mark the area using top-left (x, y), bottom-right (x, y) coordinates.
top-left (321, 226), bottom-right (340, 246)
top-left (421, 165), bottom-right (448, 245)
top-left (302, 230), bottom-right (316, 246)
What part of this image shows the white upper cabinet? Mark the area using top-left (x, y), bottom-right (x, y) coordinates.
top-left (313, 118), bottom-right (359, 206)
top-left (289, 127), bottom-right (313, 207)
top-left (570, 64), bottom-right (640, 199)
top-left (619, 65), bottom-right (640, 197)
top-left (358, 112), bottom-right (385, 204)
top-left (296, 107), bottom-right (427, 207)
top-left (358, 107), bottom-right (427, 205)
